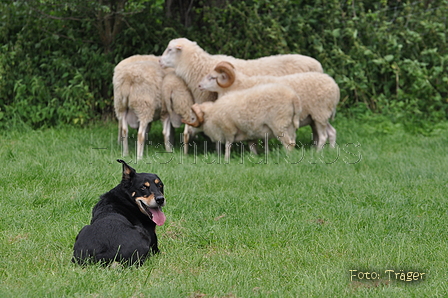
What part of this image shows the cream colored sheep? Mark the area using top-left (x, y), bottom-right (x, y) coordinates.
top-left (115, 54), bottom-right (160, 68)
top-left (159, 37), bottom-right (323, 104)
top-left (113, 57), bottom-right (164, 160)
top-left (198, 61), bottom-right (339, 150)
top-left (160, 71), bottom-right (196, 154)
top-left (183, 83), bottom-right (301, 162)
top-left (115, 55), bottom-right (161, 146)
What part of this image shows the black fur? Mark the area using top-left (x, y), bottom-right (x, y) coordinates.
top-left (72, 160), bottom-right (165, 266)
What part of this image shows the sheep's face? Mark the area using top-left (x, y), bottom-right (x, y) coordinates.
top-left (182, 105), bottom-right (202, 128)
top-left (202, 61), bottom-right (236, 90)
top-left (198, 72), bottom-right (220, 92)
top-left (160, 41), bottom-right (183, 69)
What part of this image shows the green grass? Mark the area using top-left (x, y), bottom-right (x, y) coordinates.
top-left (1, 117), bottom-right (447, 297)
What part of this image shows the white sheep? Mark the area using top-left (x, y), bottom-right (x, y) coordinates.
top-left (115, 55), bottom-right (160, 145)
top-left (182, 83), bottom-right (301, 162)
top-left (198, 61), bottom-right (340, 149)
top-left (160, 70), bottom-right (196, 155)
top-left (113, 56), bottom-right (164, 160)
top-left (159, 37), bottom-right (323, 104)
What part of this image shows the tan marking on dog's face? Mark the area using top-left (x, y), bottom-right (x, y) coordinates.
top-left (135, 194), bottom-right (157, 216)
top-left (132, 192), bottom-right (136, 197)
top-left (144, 182), bottom-right (150, 187)
top-left (154, 179), bottom-right (160, 184)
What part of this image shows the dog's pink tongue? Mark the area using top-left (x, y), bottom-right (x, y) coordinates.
top-left (150, 208), bottom-right (166, 226)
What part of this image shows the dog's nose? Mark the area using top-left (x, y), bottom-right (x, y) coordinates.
top-left (155, 196), bottom-right (165, 205)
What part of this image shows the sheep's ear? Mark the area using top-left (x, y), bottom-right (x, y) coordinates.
top-left (217, 72), bottom-right (233, 88)
top-left (220, 72), bottom-right (229, 81)
top-left (215, 62), bottom-right (235, 88)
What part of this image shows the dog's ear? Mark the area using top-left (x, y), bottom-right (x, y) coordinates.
top-left (117, 159), bottom-right (136, 181)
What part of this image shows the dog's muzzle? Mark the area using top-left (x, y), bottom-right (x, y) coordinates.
top-left (135, 196), bottom-right (166, 226)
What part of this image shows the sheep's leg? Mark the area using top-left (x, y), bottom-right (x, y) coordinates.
top-left (117, 117), bottom-right (122, 144)
top-left (224, 141), bottom-right (232, 163)
top-left (264, 134), bottom-right (269, 154)
top-left (121, 111), bottom-right (129, 156)
top-left (314, 122), bottom-right (328, 151)
top-left (250, 134), bottom-right (269, 156)
top-left (162, 117), bottom-right (173, 152)
top-left (310, 122), bottom-right (319, 146)
top-left (183, 124), bottom-right (190, 155)
top-left (169, 125), bottom-right (175, 148)
top-left (137, 121), bottom-right (150, 160)
top-left (327, 124), bottom-right (337, 148)
top-left (248, 141), bottom-right (258, 155)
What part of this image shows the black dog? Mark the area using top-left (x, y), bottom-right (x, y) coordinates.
top-left (72, 159), bottom-right (166, 266)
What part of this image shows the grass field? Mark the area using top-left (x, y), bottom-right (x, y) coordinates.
top-left (1, 117), bottom-right (447, 297)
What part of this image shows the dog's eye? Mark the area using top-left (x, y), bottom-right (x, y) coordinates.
top-left (141, 182), bottom-right (150, 190)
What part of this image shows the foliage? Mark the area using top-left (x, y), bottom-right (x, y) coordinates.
top-left (0, 0), bottom-right (446, 130)
top-left (0, 0), bottom-right (165, 129)
top-left (0, 1), bottom-right (112, 128)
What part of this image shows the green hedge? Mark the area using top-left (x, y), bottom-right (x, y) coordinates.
top-left (0, 0), bottom-right (446, 129)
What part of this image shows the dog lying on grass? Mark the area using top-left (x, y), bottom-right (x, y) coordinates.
top-left (72, 159), bottom-right (166, 266)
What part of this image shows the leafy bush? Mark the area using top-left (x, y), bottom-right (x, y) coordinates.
top-left (0, 1), bottom-right (107, 128)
